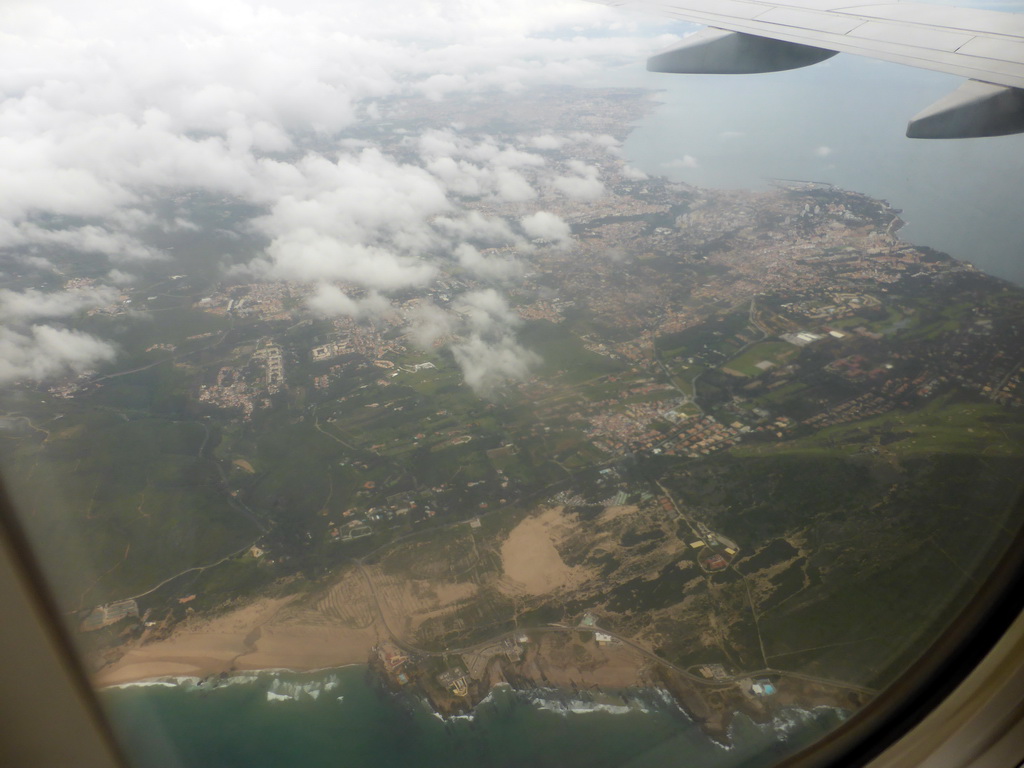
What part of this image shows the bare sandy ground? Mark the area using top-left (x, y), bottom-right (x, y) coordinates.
top-left (93, 594), bottom-right (381, 687)
top-left (362, 564), bottom-right (478, 642)
top-left (93, 505), bottom-right (615, 687)
top-left (482, 633), bottom-right (649, 691)
top-left (499, 506), bottom-right (592, 596)
top-left (600, 504), bottom-right (639, 522)
top-left (530, 635), bottom-right (648, 688)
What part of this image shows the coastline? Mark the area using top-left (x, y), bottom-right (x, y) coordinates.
top-left (92, 591), bottom-right (866, 752)
top-left (99, 664), bottom-right (853, 768)
top-left (100, 662), bottom-right (850, 767)
top-left (93, 594), bottom-right (381, 688)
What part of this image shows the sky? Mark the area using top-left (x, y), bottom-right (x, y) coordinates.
top-left (1, 0), bottom-right (1023, 390)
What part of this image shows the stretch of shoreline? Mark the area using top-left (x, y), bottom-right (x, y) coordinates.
top-left (91, 592), bottom-right (669, 696)
top-left (92, 590), bottom-right (868, 754)
top-left (93, 595), bottom-right (381, 688)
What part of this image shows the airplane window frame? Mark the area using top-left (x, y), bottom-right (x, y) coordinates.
top-left (2, 2), bottom-right (1024, 765)
top-left (0, 481), bottom-right (126, 768)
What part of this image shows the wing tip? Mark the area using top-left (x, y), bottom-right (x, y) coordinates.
top-left (907, 80), bottom-right (1024, 139)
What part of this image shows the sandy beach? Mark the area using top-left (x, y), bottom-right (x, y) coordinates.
top-left (94, 594), bottom-right (382, 687)
top-left (94, 505), bottom-right (628, 688)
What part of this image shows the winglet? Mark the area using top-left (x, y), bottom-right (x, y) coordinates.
top-left (906, 80), bottom-right (1024, 138)
top-left (647, 28), bottom-right (838, 75)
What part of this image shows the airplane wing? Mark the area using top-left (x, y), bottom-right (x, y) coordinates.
top-left (591, 0), bottom-right (1024, 137)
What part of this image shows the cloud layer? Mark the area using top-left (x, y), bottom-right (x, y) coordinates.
top-left (0, 0), bottom-right (680, 385)
top-left (0, 325), bottom-right (117, 383)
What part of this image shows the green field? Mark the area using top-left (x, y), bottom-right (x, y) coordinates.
top-left (658, 445), bottom-right (1024, 685)
top-left (519, 320), bottom-right (625, 383)
top-left (734, 395), bottom-right (1024, 459)
top-left (722, 340), bottom-right (798, 377)
top-left (0, 410), bottom-right (260, 610)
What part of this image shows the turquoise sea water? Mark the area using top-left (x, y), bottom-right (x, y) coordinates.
top-left (102, 666), bottom-right (846, 768)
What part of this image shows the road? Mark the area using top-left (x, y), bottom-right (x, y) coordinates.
top-left (344, 425), bottom-right (876, 701)
top-left (655, 480), bottom-right (771, 670)
top-left (312, 405), bottom-right (361, 452)
top-left (353, 558), bottom-right (877, 697)
top-left (76, 420), bottom-right (268, 611)
top-left (355, 559), bottom-right (723, 687)
top-left (652, 296), bottom-right (766, 417)
top-left (0, 413), bottom-right (51, 440)
top-left (89, 329), bottom-right (231, 383)
top-left (123, 538), bottom-right (263, 603)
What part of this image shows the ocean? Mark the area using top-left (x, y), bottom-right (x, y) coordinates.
top-left (102, 667), bottom-right (846, 768)
top-left (617, 50), bottom-right (1024, 287)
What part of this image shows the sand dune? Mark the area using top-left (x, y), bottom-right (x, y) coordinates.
top-left (499, 506), bottom-right (593, 596)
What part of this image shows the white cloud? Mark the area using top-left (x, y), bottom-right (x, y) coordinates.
top-left (404, 301), bottom-right (455, 349)
top-left (251, 148), bottom-right (449, 286)
top-left (106, 269), bottom-right (137, 285)
top-left (417, 132), bottom-right (545, 202)
top-left (620, 165), bottom-right (648, 180)
top-left (307, 284), bottom-right (392, 319)
top-left (493, 168), bottom-right (537, 202)
top-left (491, 148), bottom-right (545, 169)
top-left (450, 334), bottom-right (539, 395)
top-left (0, 325), bottom-right (117, 383)
top-left (432, 212), bottom-right (522, 247)
top-left (17, 255), bottom-right (57, 273)
top-left (0, 0), bottom-right (680, 383)
top-left (663, 155), bottom-right (699, 170)
top-left (815, 145), bottom-right (834, 157)
top-left (420, 73), bottom-right (470, 101)
top-left (402, 288), bottom-right (539, 393)
top-left (570, 132), bottom-right (619, 148)
top-left (527, 134), bottom-right (568, 150)
top-left (520, 211), bottom-right (572, 244)
top-left (0, 0), bottom-right (662, 260)
top-left (455, 243), bottom-right (522, 281)
top-left (0, 223), bottom-right (163, 262)
top-left (455, 288), bottom-right (521, 334)
top-left (260, 237), bottom-right (436, 289)
top-left (551, 160), bottom-right (605, 200)
top-left (0, 286), bottom-right (119, 321)
top-left (449, 289), bottom-right (538, 394)
top-left (425, 156), bottom-right (486, 197)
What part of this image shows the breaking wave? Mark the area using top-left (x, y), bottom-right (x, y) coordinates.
top-left (109, 670), bottom-right (348, 704)
top-left (429, 683), bottom-right (689, 724)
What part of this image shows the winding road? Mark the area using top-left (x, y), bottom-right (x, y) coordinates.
top-left (352, 557), bottom-right (876, 697)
